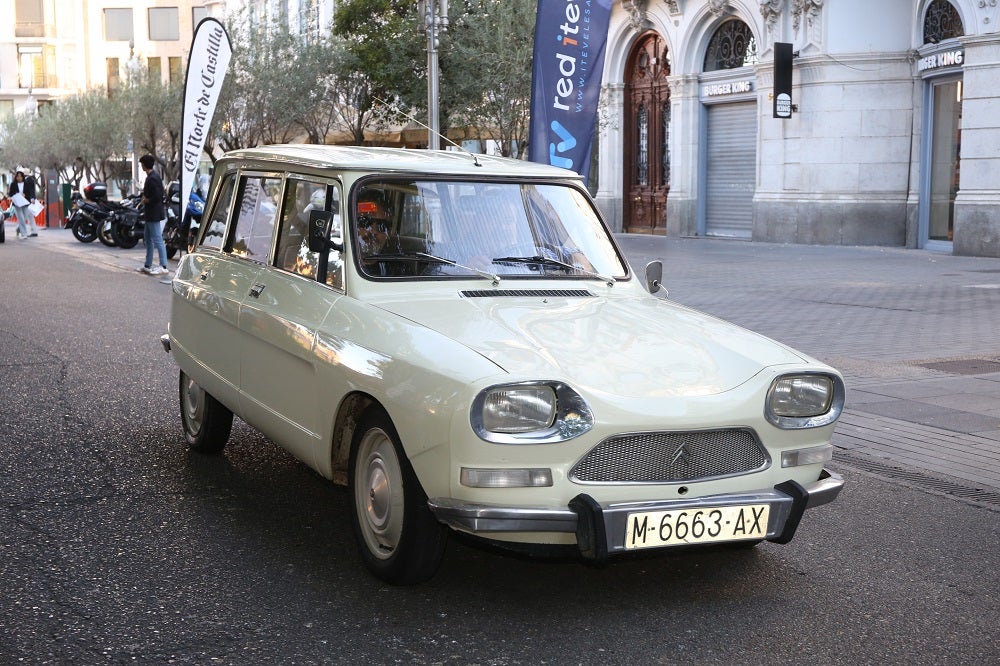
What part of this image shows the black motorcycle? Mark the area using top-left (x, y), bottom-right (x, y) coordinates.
top-left (163, 183), bottom-right (205, 259)
top-left (108, 194), bottom-right (144, 249)
top-left (69, 183), bottom-right (113, 244)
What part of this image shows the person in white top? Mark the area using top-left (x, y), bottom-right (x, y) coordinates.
top-left (7, 169), bottom-right (39, 239)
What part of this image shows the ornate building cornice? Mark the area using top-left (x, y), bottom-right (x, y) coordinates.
top-left (708, 0), bottom-right (731, 18)
top-left (791, 0), bottom-right (823, 32)
top-left (622, 0), bottom-right (651, 31)
top-left (760, 0), bottom-right (782, 28)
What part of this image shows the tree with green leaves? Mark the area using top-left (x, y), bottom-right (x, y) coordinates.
top-left (443, 0), bottom-right (536, 157)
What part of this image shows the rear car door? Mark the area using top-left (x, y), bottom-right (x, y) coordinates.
top-left (170, 170), bottom-right (261, 410)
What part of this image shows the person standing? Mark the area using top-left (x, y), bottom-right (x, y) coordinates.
top-left (7, 169), bottom-right (39, 239)
top-left (136, 154), bottom-right (169, 275)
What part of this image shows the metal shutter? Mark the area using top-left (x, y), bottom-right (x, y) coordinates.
top-left (705, 102), bottom-right (756, 239)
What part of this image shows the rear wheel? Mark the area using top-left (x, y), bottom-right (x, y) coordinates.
top-left (72, 218), bottom-right (98, 243)
top-left (179, 370), bottom-right (233, 454)
top-left (348, 406), bottom-right (447, 585)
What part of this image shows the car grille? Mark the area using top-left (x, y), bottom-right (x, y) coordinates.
top-left (570, 428), bottom-right (769, 484)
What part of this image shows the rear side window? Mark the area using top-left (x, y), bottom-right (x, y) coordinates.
top-left (231, 175), bottom-right (281, 262)
top-left (199, 173), bottom-right (236, 250)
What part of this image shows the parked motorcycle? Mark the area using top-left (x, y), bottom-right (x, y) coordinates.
top-left (163, 184), bottom-right (205, 259)
top-left (69, 183), bottom-right (114, 244)
top-left (108, 194), bottom-right (144, 249)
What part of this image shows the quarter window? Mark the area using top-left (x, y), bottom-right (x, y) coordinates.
top-left (200, 173), bottom-right (236, 250)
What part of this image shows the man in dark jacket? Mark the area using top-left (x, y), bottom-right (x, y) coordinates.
top-left (136, 154), bottom-right (169, 275)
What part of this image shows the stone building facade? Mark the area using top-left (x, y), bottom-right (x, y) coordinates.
top-left (596, 0), bottom-right (1000, 257)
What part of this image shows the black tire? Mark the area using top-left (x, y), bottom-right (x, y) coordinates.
top-left (348, 405), bottom-right (447, 585)
top-left (71, 219), bottom-right (98, 243)
top-left (163, 220), bottom-right (181, 259)
top-left (179, 370), bottom-right (233, 454)
top-left (97, 219), bottom-right (117, 247)
top-left (110, 221), bottom-right (139, 249)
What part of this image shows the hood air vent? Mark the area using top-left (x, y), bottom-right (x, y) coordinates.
top-left (461, 289), bottom-right (596, 299)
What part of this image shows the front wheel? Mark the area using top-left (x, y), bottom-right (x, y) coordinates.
top-left (179, 370), bottom-right (233, 454)
top-left (349, 406), bottom-right (447, 585)
top-left (97, 219), bottom-right (117, 247)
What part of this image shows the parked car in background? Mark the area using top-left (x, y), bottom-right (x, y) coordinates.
top-left (162, 145), bottom-right (845, 584)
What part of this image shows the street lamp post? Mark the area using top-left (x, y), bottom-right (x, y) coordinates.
top-left (418, 0), bottom-right (448, 150)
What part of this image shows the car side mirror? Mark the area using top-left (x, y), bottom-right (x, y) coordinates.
top-left (645, 260), bottom-right (665, 295)
top-left (307, 210), bottom-right (342, 253)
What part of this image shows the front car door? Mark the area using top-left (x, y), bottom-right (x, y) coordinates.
top-left (237, 174), bottom-right (345, 468)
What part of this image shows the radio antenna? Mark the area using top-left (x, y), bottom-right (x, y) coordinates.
top-left (374, 96), bottom-right (482, 167)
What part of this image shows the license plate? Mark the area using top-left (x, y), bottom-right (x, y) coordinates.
top-left (624, 504), bottom-right (770, 550)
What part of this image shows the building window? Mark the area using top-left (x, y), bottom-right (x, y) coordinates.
top-left (193, 6), bottom-right (209, 27)
top-left (703, 19), bottom-right (758, 72)
top-left (923, 0), bottom-right (963, 44)
top-left (149, 7), bottom-right (180, 41)
top-left (104, 8), bottom-right (134, 41)
top-left (107, 58), bottom-right (120, 93)
top-left (148, 56), bottom-right (162, 82)
top-left (168, 57), bottom-right (183, 85)
top-left (15, 0), bottom-right (44, 38)
top-left (18, 44), bottom-right (55, 89)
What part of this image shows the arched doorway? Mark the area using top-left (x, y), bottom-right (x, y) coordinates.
top-left (623, 32), bottom-right (670, 234)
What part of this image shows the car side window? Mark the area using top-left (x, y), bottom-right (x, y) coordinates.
top-left (231, 175), bottom-right (280, 262)
top-left (199, 173), bottom-right (236, 250)
top-left (275, 178), bottom-right (327, 280)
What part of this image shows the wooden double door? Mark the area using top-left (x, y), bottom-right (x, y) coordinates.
top-left (624, 32), bottom-right (670, 234)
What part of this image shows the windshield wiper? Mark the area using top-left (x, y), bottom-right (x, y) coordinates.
top-left (492, 256), bottom-right (615, 287)
top-left (416, 252), bottom-right (501, 285)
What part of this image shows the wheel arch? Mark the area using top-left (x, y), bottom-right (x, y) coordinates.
top-left (328, 391), bottom-right (378, 485)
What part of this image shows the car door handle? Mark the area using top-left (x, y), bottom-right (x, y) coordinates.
top-left (249, 283), bottom-right (266, 298)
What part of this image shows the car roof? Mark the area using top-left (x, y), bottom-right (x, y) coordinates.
top-left (221, 144), bottom-right (582, 181)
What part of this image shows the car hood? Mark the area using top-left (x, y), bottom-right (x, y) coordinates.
top-left (374, 290), bottom-right (806, 398)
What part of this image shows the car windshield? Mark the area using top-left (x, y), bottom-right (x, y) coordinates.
top-left (352, 179), bottom-right (628, 280)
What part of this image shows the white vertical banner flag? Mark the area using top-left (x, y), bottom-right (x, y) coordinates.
top-left (181, 18), bottom-right (232, 207)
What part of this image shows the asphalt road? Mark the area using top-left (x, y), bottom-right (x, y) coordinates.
top-left (1, 232), bottom-right (997, 665)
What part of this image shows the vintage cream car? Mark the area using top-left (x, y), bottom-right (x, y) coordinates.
top-left (162, 145), bottom-right (845, 584)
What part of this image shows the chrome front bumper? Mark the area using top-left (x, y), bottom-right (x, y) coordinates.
top-left (428, 469), bottom-right (844, 559)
